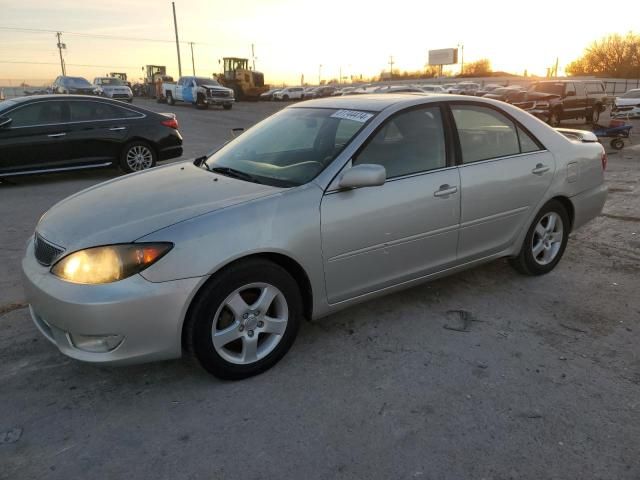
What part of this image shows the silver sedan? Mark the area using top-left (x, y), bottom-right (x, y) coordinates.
top-left (23, 94), bottom-right (608, 379)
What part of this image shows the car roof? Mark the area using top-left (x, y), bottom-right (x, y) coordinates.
top-left (0, 94), bottom-right (155, 114)
top-left (290, 93), bottom-right (459, 112)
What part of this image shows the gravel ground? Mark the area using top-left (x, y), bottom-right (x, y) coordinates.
top-left (1, 100), bottom-right (639, 480)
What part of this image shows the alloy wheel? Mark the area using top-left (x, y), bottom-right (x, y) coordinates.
top-left (125, 145), bottom-right (154, 171)
top-left (531, 212), bottom-right (564, 265)
top-left (211, 283), bottom-right (289, 365)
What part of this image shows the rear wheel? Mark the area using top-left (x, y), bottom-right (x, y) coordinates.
top-left (166, 92), bottom-right (175, 106)
top-left (588, 103), bottom-right (602, 123)
top-left (119, 141), bottom-right (157, 173)
top-left (509, 200), bottom-right (570, 275)
top-left (186, 259), bottom-right (303, 380)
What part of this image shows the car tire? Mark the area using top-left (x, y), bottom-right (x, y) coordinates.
top-left (195, 94), bottom-right (208, 109)
top-left (509, 200), bottom-right (570, 276)
top-left (548, 109), bottom-right (561, 127)
top-left (283, 94), bottom-right (289, 101)
top-left (223, 104), bottom-right (232, 110)
top-left (610, 138), bottom-right (624, 150)
top-left (186, 259), bottom-right (303, 380)
top-left (166, 92), bottom-right (175, 106)
top-left (590, 104), bottom-right (602, 123)
top-left (119, 141), bottom-right (157, 173)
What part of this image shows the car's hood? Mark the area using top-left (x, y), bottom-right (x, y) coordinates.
top-left (201, 84), bottom-right (233, 92)
top-left (525, 92), bottom-right (560, 101)
top-left (36, 162), bottom-right (282, 252)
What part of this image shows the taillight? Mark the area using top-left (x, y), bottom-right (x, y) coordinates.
top-left (601, 150), bottom-right (608, 171)
top-left (161, 117), bottom-right (178, 129)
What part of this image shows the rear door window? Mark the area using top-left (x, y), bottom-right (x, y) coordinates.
top-left (451, 105), bottom-right (520, 163)
top-left (69, 101), bottom-right (139, 122)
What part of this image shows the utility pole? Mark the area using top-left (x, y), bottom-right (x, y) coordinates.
top-left (318, 64), bottom-right (322, 85)
top-left (56, 32), bottom-right (66, 76)
top-left (458, 43), bottom-right (464, 75)
top-left (388, 55), bottom-right (394, 78)
top-left (172, 2), bottom-right (183, 77)
top-left (189, 42), bottom-right (195, 76)
top-left (339, 66), bottom-right (342, 85)
top-left (554, 57), bottom-right (559, 78)
top-left (251, 44), bottom-right (256, 71)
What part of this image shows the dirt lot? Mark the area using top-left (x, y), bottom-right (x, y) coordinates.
top-left (1, 99), bottom-right (639, 480)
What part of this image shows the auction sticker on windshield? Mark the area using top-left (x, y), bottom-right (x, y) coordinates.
top-left (330, 110), bottom-right (374, 123)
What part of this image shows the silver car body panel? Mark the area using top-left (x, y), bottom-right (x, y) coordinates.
top-left (23, 94), bottom-right (607, 365)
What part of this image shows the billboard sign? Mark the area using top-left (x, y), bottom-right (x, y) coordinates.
top-left (428, 48), bottom-right (458, 66)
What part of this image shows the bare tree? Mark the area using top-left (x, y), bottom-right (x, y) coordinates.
top-left (463, 59), bottom-right (492, 76)
top-left (567, 33), bottom-right (640, 78)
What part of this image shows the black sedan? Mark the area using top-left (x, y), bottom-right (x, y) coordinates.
top-left (0, 95), bottom-right (183, 176)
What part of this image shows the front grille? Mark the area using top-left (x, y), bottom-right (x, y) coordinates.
top-left (34, 233), bottom-right (65, 266)
top-left (208, 90), bottom-right (229, 98)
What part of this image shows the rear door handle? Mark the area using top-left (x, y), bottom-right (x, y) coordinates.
top-left (433, 184), bottom-right (458, 197)
top-left (532, 163), bottom-right (550, 175)
top-left (109, 126), bottom-right (127, 131)
top-left (47, 133), bottom-right (66, 138)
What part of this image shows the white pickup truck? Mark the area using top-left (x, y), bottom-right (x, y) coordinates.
top-left (163, 76), bottom-right (234, 110)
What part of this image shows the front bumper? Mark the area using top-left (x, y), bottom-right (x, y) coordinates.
top-left (22, 239), bottom-right (202, 365)
top-left (205, 96), bottom-right (234, 105)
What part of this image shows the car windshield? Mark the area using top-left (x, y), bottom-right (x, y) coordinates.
top-left (204, 107), bottom-right (374, 187)
top-left (62, 77), bottom-right (92, 87)
top-left (621, 90), bottom-right (640, 98)
top-left (195, 77), bottom-right (219, 86)
top-left (100, 78), bottom-right (124, 86)
top-left (529, 83), bottom-right (564, 95)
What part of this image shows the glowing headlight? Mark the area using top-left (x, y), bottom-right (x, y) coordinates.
top-left (51, 243), bottom-right (172, 284)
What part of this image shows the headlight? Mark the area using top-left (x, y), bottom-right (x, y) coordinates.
top-left (51, 243), bottom-right (172, 284)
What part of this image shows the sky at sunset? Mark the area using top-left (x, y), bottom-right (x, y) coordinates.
top-left (1, 0), bottom-right (639, 86)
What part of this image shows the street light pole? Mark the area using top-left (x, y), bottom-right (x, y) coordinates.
top-left (318, 64), bottom-right (322, 85)
top-left (189, 42), bottom-right (196, 76)
top-left (172, 2), bottom-right (183, 77)
top-left (458, 43), bottom-right (464, 75)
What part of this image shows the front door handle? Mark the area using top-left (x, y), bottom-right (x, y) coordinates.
top-left (433, 184), bottom-right (458, 197)
top-left (532, 163), bottom-right (550, 175)
top-left (109, 126), bottom-right (127, 131)
top-left (47, 132), bottom-right (66, 138)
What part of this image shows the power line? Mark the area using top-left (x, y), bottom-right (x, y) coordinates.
top-left (0, 60), bottom-right (142, 68)
top-left (0, 26), bottom-right (213, 46)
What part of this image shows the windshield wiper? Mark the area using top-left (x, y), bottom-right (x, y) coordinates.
top-left (210, 166), bottom-right (262, 184)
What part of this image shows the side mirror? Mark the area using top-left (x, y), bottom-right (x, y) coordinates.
top-left (338, 164), bottom-right (386, 189)
top-left (565, 90), bottom-right (576, 97)
top-left (0, 117), bottom-right (12, 129)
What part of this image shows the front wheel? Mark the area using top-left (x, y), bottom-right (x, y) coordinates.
top-left (588, 104), bottom-right (602, 123)
top-left (166, 92), bottom-right (175, 106)
top-left (119, 141), bottom-right (157, 173)
top-left (548, 109), bottom-right (561, 127)
top-left (186, 259), bottom-right (303, 380)
top-left (223, 103), bottom-right (232, 110)
top-left (509, 200), bottom-right (570, 276)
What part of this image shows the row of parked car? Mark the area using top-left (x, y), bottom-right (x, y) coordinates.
top-left (34, 76), bottom-right (135, 102)
top-left (262, 80), bottom-right (636, 126)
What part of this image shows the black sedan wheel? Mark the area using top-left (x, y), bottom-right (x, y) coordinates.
top-left (119, 141), bottom-right (157, 173)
